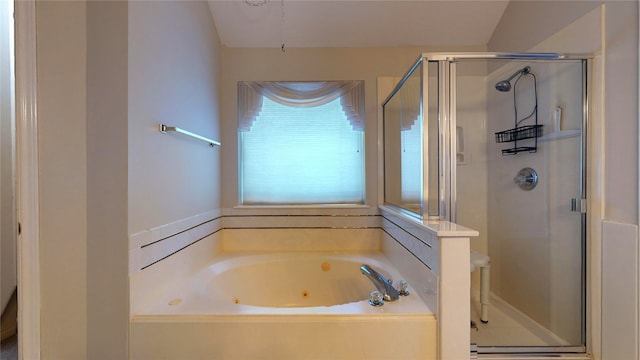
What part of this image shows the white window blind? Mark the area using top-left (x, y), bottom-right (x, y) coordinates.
top-left (238, 81), bottom-right (365, 205)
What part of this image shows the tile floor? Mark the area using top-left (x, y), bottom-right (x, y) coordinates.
top-left (471, 292), bottom-right (570, 348)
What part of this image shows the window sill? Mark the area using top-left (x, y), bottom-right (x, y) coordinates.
top-left (234, 204), bottom-right (370, 209)
top-left (225, 205), bottom-right (376, 217)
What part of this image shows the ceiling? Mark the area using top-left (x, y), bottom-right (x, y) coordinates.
top-left (208, 0), bottom-right (510, 49)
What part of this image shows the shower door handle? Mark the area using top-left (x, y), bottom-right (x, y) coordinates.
top-left (571, 198), bottom-right (587, 213)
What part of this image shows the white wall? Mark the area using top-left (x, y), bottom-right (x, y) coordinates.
top-left (128, 1), bottom-right (222, 235)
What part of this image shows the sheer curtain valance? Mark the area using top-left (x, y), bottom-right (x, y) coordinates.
top-left (238, 81), bottom-right (365, 131)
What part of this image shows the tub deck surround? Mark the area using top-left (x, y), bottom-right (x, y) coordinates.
top-left (131, 250), bottom-right (437, 360)
top-left (379, 205), bottom-right (478, 360)
top-left (129, 206), bottom-right (477, 359)
top-left (378, 204), bottom-right (479, 237)
top-left (131, 316), bottom-right (436, 360)
top-left (129, 207), bottom-right (380, 275)
top-left (222, 228), bottom-right (382, 252)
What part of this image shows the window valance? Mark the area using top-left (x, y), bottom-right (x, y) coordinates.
top-left (238, 81), bottom-right (365, 131)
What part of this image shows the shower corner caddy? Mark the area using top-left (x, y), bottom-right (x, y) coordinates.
top-left (495, 124), bottom-right (543, 155)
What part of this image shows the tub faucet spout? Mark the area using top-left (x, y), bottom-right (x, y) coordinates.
top-left (360, 264), bottom-right (400, 301)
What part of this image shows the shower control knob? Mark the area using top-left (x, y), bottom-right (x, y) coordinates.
top-left (514, 167), bottom-right (538, 191)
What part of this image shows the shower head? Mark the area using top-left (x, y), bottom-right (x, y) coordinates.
top-left (495, 80), bottom-right (513, 92)
top-left (495, 66), bottom-right (531, 92)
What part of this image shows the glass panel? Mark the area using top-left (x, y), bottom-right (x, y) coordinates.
top-left (383, 61), bottom-right (423, 215)
top-left (382, 60), bottom-right (441, 219)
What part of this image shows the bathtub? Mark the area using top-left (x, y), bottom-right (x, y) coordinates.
top-left (131, 251), bottom-right (437, 359)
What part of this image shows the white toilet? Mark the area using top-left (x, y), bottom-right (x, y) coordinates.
top-left (470, 250), bottom-right (490, 323)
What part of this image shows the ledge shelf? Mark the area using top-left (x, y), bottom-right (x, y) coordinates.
top-left (538, 129), bottom-right (581, 142)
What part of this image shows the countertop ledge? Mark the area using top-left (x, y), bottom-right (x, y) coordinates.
top-left (378, 205), bottom-right (479, 238)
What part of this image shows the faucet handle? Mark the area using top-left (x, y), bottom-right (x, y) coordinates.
top-left (369, 290), bottom-right (385, 306)
top-left (397, 280), bottom-right (410, 296)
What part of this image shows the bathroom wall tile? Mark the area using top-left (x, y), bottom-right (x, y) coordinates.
top-left (382, 233), bottom-right (437, 310)
top-left (129, 246), bottom-right (142, 276)
top-left (223, 206), bottom-right (379, 217)
top-left (430, 239), bottom-right (441, 274)
top-left (148, 209), bottom-right (221, 246)
top-left (602, 220), bottom-right (639, 360)
top-left (135, 214), bottom-right (223, 271)
top-left (379, 210), bottom-right (437, 247)
top-left (129, 209), bottom-right (221, 248)
top-left (222, 228), bottom-right (382, 252)
top-left (134, 213), bottom-right (380, 274)
top-left (129, 229), bottom-right (152, 251)
top-left (381, 216), bottom-right (437, 271)
top-left (437, 236), bottom-right (471, 360)
top-left (130, 233), bottom-right (223, 315)
top-left (222, 214), bottom-right (381, 229)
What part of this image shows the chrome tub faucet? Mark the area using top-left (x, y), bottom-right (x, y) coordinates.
top-left (360, 264), bottom-right (409, 305)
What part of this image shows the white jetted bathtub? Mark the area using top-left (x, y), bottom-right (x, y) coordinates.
top-left (131, 252), bottom-right (437, 359)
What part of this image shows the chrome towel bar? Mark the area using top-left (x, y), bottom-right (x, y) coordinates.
top-left (159, 124), bottom-right (221, 147)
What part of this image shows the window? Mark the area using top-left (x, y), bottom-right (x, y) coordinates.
top-left (238, 81), bottom-right (365, 205)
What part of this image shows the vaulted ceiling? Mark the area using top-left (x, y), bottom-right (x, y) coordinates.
top-left (208, 0), bottom-right (510, 48)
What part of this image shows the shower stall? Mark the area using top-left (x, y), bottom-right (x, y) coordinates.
top-left (382, 53), bottom-right (588, 355)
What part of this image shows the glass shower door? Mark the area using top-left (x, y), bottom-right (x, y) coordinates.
top-left (450, 57), bottom-right (587, 353)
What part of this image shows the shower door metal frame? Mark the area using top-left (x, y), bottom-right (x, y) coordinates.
top-left (423, 52), bottom-right (590, 355)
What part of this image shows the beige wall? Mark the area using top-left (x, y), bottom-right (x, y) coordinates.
top-left (488, 1), bottom-right (602, 53)
top-left (37, 1), bottom-right (88, 357)
top-left (32, 0), bottom-right (637, 357)
top-left (36, 0), bottom-right (223, 358)
top-left (87, 1), bottom-right (129, 358)
top-left (220, 45), bottom-right (484, 209)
